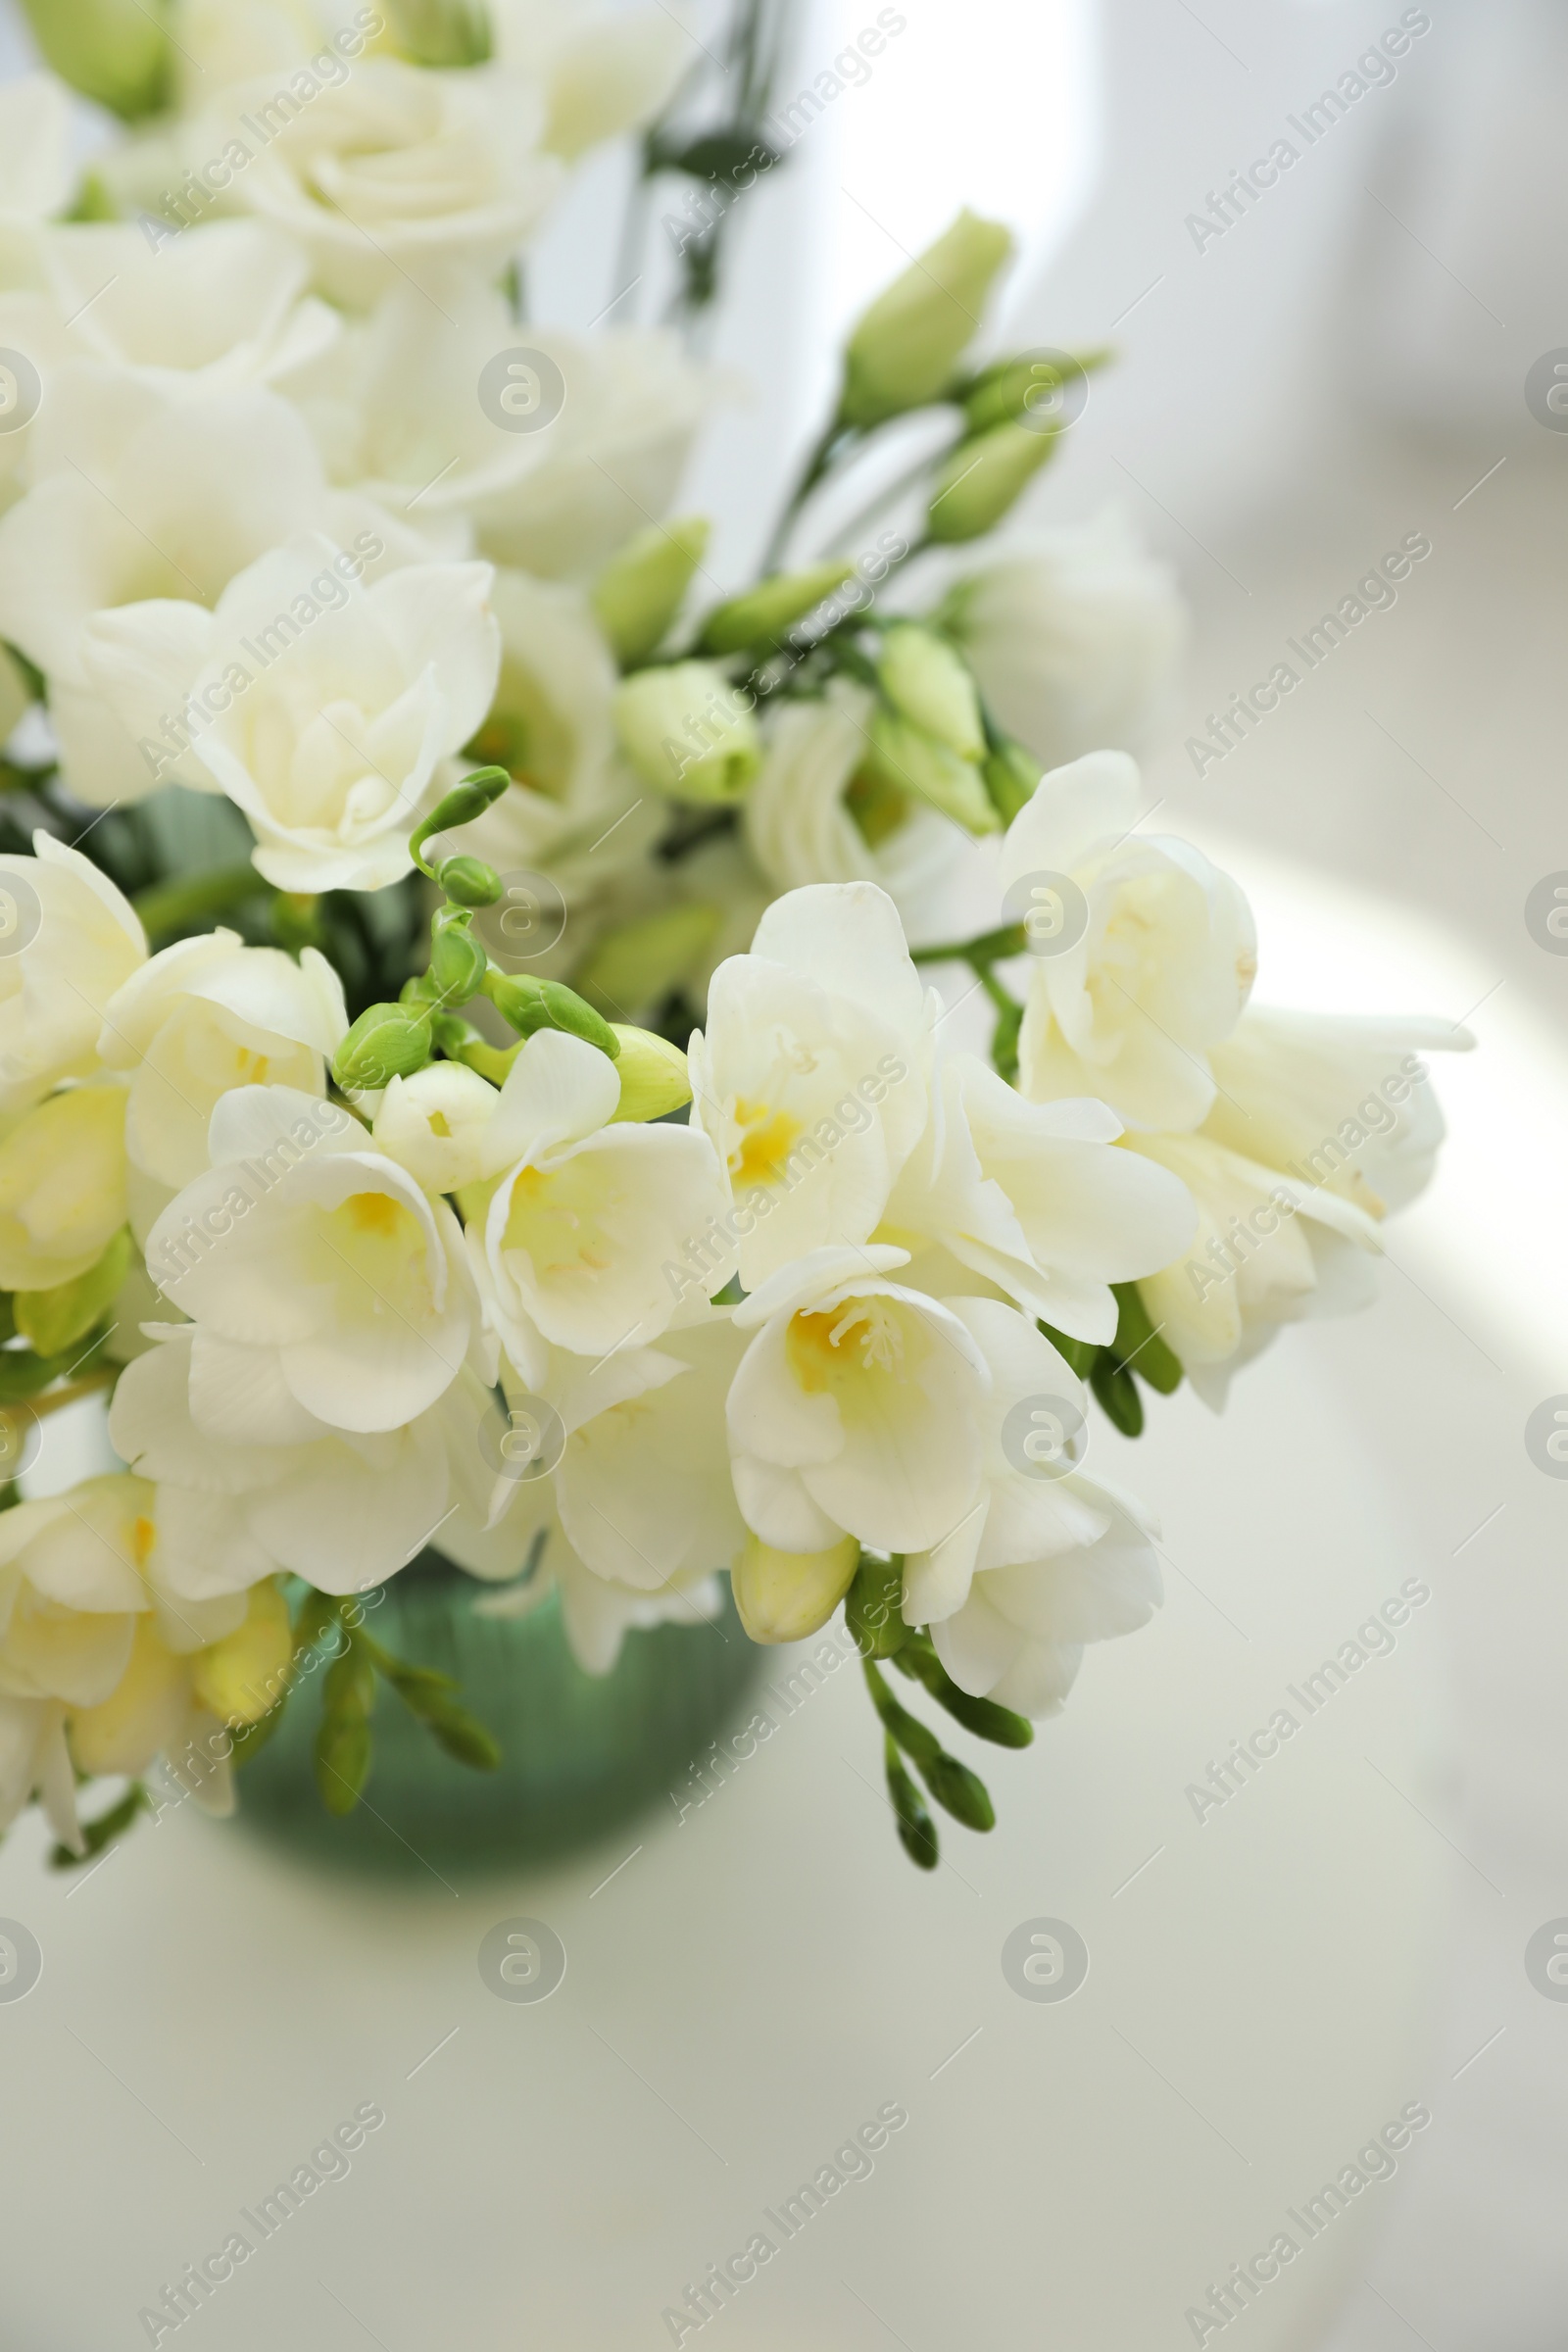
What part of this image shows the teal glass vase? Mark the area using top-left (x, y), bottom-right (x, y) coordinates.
top-left (233, 1553), bottom-right (760, 1877)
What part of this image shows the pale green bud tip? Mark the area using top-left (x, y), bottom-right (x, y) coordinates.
top-left (591, 516), bottom-right (711, 667)
top-left (732, 1535), bottom-right (861, 1645)
top-left (382, 0), bottom-right (492, 68)
top-left (410, 766), bottom-right (510, 870)
top-left (437, 856), bottom-right (503, 906)
top-left (333, 1004), bottom-right (433, 1091)
top-left (868, 708), bottom-right (1000, 838)
top-left (609, 1028), bottom-right (692, 1123)
top-left (926, 419), bottom-right (1057, 544)
top-left (840, 208), bottom-right (1014, 430)
top-left (612, 662), bottom-right (761, 806)
top-left (20, 0), bottom-right (172, 119)
top-left (983, 739), bottom-right (1042, 826)
top-left (877, 624), bottom-right (985, 760)
top-left (700, 561), bottom-right (855, 655)
top-left (483, 973), bottom-right (619, 1059)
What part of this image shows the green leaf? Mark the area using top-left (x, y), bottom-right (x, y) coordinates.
top-left (1091, 1353), bottom-right (1145, 1437)
top-left (1111, 1281), bottom-right (1183, 1394)
top-left (1038, 1320), bottom-right (1101, 1381)
top-left (885, 1734), bottom-right (938, 1869)
top-left (50, 1781), bottom-right (148, 1869)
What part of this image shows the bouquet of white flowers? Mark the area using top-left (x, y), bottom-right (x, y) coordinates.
top-left (0, 0), bottom-right (1466, 1873)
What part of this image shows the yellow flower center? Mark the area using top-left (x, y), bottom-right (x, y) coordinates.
top-left (731, 1098), bottom-right (801, 1188)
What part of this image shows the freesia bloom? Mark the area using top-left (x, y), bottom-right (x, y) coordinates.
top-left (476, 1029), bottom-right (732, 1377)
top-left (0, 835), bottom-right (146, 1112)
top-left (942, 509), bottom-right (1187, 772)
top-left (881, 1046), bottom-right (1195, 1342)
top-left (145, 1084), bottom-right (479, 1438)
top-left (217, 57), bottom-right (561, 308)
top-left (725, 1245), bottom-right (990, 1557)
top-left (83, 532), bottom-right (500, 890)
top-left (0, 1084), bottom-right (128, 1291)
top-left (929, 1474), bottom-right (1162, 1717)
top-left (100, 929), bottom-right (348, 1192)
top-left (688, 881), bottom-right (930, 1290)
top-left (1001, 752), bottom-right (1256, 1131)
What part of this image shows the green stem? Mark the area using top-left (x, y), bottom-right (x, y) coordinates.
top-left (909, 921), bottom-right (1027, 966)
top-left (132, 864), bottom-right (270, 939)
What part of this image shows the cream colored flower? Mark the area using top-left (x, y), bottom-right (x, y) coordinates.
top-left (0, 834), bottom-right (146, 1113)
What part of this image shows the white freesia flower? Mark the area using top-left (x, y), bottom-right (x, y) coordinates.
top-left (216, 56), bottom-right (560, 307)
top-left (942, 509), bottom-right (1187, 772)
top-left (883, 1050), bottom-right (1195, 1343)
top-left (476, 1028), bottom-right (732, 1375)
top-left (688, 881), bottom-right (931, 1290)
top-left (1125, 1130), bottom-right (1381, 1407)
top-left (726, 1245), bottom-right (990, 1557)
top-left (0, 1083), bottom-right (128, 1290)
top-left (0, 71), bottom-right (74, 241)
top-left (374, 1062), bottom-right (508, 1196)
top-left (1202, 1007), bottom-right (1469, 1221)
top-left (743, 681), bottom-right (959, 926)
top-left (99, 929), bottom-right (349, 1191)
top-left (0, 834), bottom-right (146, 1112)
top-left (38, 219), bottom-right (341, 389)
top-left (1001, 752), bottom-right (1256, 1131)
top-left (464, 1490), bottom-right (727, 1674)
top-left (145, 1083), bottom-right (479, 1437)
top-left (0, 374), bottom-right (416, 805)
top-left (900, 1298), bottom-right (1106, 1625)
top-left (467, 328), bottom-right (715, 582)
top-left (82, 532), bottom-right (500, 890)
top-left (110, 1327), bottom-right (471, 1595)
top-left (929, 1473), bottom-right (1162, 1718)
top-left (492, 0), bottom-right (691, 157)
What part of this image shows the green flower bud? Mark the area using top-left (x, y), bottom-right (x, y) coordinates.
top-left (482, 972), bottom-right (620, 1059)
top-left (982, 737), bottom-right (1042, 826)
top-left (432, 1015), bottom-right (519, 1085)
top-left (732, 1535), bottom-right (861, 1645)
top-left (608, 1028), bottom-right (692, 1123)
top-left (699, 561), bottom-right (854, 655)
top-left (437, 856), bottom-right (503, 906)
top-left (15, 1227), bottom-right (132, 1356)
top-left (877, 623), bottom-right (985, 760)
top-left (410, 766), bottom-right (510, 872)
top-left (572, 903), bottom-right (721, 1019)
top-left (926, 420), bottom-right (1058, 544)
top-left (381, 0), bottom-right (491, 67)
top-left (612, 662), bottom-right (761, 806)
top-left (427, 915), bottom-right (487, 1007)
top-left (961, 347), bottom-right (1105, 436)
top-left (333, 1003), bottom-right (433, 1092)
top-left (866, 707), bottom-right (999, 837)
top-left (840, 209), bottom-right (1014, 430)
top-left (18, 0), bottom-right (172, 120)
top-left (590, 516), bottom-right (710, 667)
